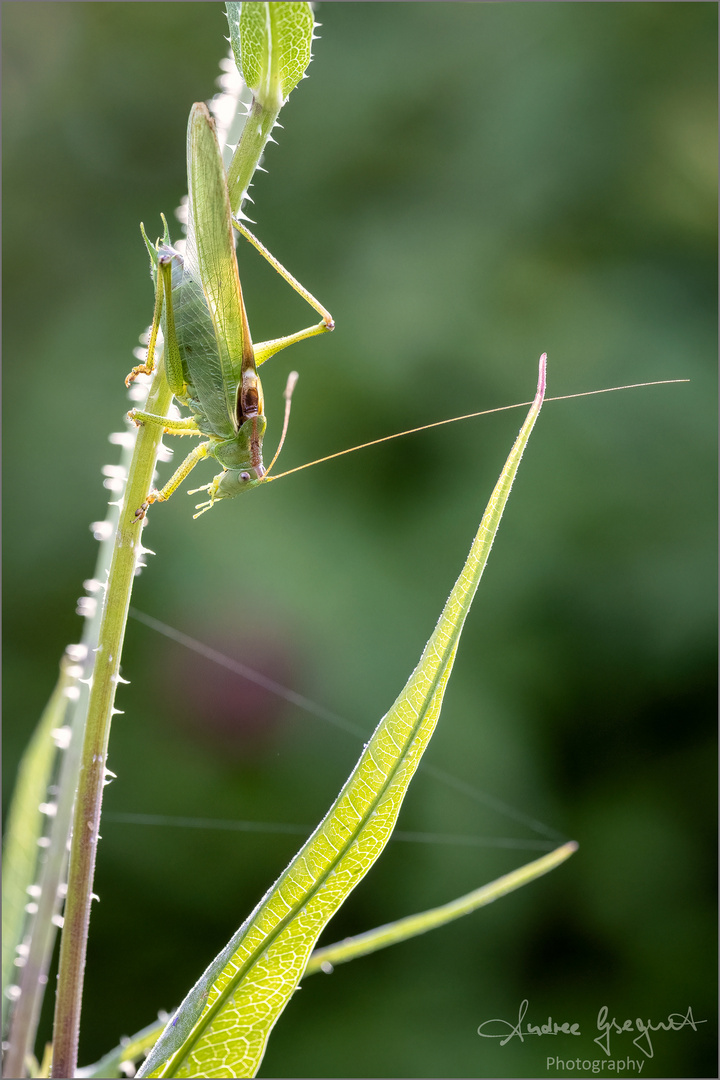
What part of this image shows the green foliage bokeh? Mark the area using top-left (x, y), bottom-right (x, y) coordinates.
top-left (3, 3), bottom-right (716, 1077)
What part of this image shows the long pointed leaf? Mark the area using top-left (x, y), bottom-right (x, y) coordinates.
top-left (80, 837), bottom-right (574, 1079)
top-left (139, 356), bottom-right (548, 1079)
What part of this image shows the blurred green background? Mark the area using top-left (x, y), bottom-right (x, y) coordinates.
top-left (3, 3), bottom-right (716, 1077)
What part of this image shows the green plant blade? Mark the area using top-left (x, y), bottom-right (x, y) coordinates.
top-left (227, 2), bottom-right (313, 110)
top-left (80, 837), bottom-right (573, 1079)
top-left (224, 2), bottom-right (314, 216)
top-left (76, 1017), bottom-right (169, 1080)
top-left (138, 356), bottom-right (548, 1079)
top-left (307, 840), bottom-right (577, 974)
top-left (2, 658), bottom-right (72, 1036)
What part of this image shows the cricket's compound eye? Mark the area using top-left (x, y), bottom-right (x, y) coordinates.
top-left (240, 471), bottom-right (251, 483)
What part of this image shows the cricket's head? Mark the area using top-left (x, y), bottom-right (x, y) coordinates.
top-left (190, 417), bottom-right (269, 516)
top-left (190, 465), bottom-right (266, 517)
top-left (214, 465), bottom-right (266, 499)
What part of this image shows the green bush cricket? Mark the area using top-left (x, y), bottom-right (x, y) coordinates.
top-left (127, 102), bottom-right (333, 518)
top-left (128, 105), bottom-right (681, 525)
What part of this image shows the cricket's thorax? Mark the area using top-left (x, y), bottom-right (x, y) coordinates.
top-left (213, 414), bottom-right (267, 468)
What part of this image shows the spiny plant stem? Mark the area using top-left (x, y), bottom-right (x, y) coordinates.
top-left (226, 96), bottom-right (280, 215)
top-left (5, 53), bottom-right (251, 1075)
top-left (50, 372), bottom-right (171, 1080)
top-left (50, 7), bottom-right (314, 1069)
top-left (50, 73), bottom-right (284, 1080)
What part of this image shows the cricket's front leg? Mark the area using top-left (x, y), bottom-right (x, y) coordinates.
top-left (125, 254), bottom-right (166, 387)
top-left (125, 255), bottom-right (187, 396)
top-left (134, 440), bottom-right (212, 520)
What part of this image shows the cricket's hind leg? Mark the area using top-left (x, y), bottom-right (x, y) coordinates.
top-left (231, 219), bottom-right (334, 370)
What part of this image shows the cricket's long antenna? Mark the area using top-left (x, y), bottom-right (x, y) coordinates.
top-left (266, 379), bottom-right (689, 484)
top-left (265, 371), bottom-right (300, 477)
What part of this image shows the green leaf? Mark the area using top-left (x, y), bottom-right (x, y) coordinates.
top-left (224, 2), bottom-right (315, 212)
top-left (227, 2), bottom-right (314, 109)
top-left (79, 839), bottom-right (575, 1078)
top-left (2, 659), bottom-right (72, 1036)
top-left (138, 357), bottom-right (548, 1079)
top-left (76, 1017), bottom-right (170, 1080)
top-left (306, 840), bottom-right (577, 974)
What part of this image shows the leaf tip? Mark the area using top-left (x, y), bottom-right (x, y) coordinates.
top-left (536, 352), bottom-right (547, 403)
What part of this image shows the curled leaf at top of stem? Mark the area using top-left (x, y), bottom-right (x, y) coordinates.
top-left (226, 1), bottom-right (314, 111)
top-left (224, 2), bottom-right (315, 214)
